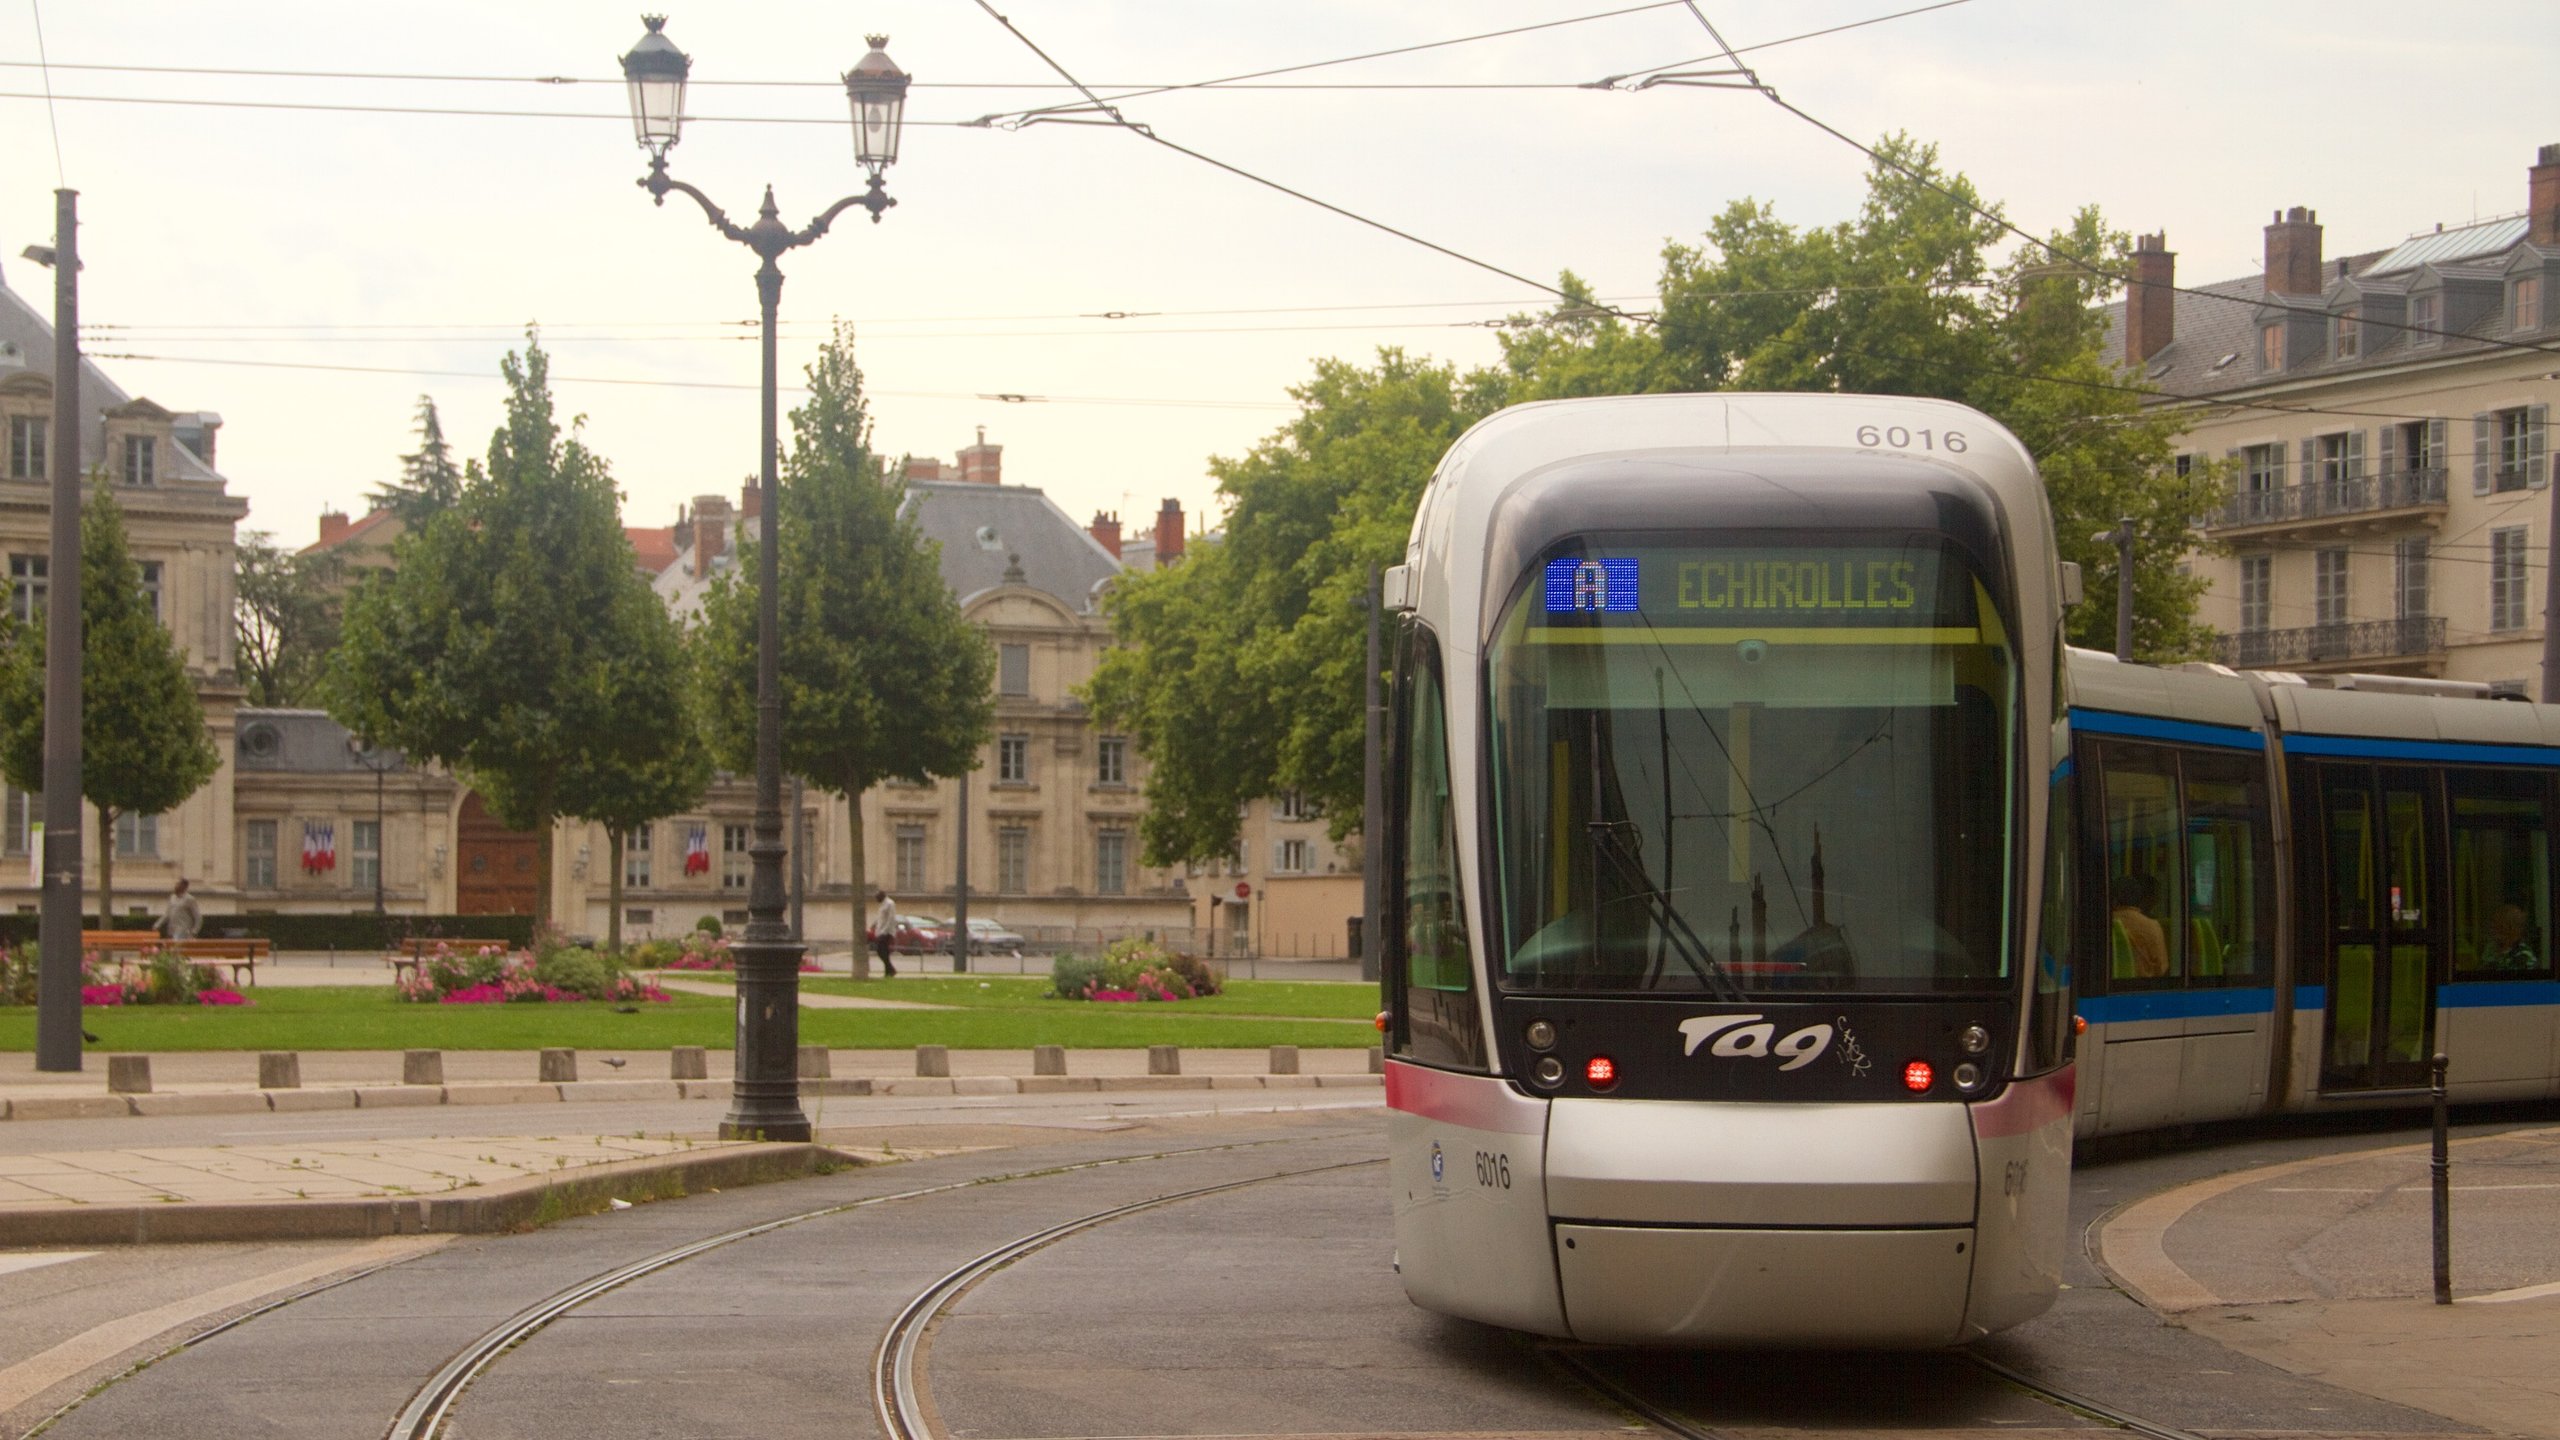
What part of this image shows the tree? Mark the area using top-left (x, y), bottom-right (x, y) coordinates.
top-left (369, 395), bottom-right (463, 524)
top-left (563, 583), bottom-right (710, 953)
top-left (0, 478), bottom-right (222, 920)
top-left (1084, 351), bottom-right (1502, 864)
top-left (697, 324), bottom-right (993, 945)
top-left (234, 532), bottom-right (343, 706)
top-left (327, 335), bottom-right (694, 927)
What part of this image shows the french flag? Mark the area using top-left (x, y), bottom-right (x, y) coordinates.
top-left (683, 824), bottom-right (711, 876)
top-left (302, 820), bottom-right (337, 874)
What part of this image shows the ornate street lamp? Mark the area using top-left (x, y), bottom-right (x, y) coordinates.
top-left (347, 737), bottom-right (398, 916)
top-left (619, 15), bottom-right (908, 1142)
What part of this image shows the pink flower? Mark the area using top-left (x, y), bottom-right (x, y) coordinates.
top-left (80, 984), bottom-right (124, 1006)
top-left (197, 989), bottom-right (248, 1006)
top-left (441, 982), bottom-right (507, 1005)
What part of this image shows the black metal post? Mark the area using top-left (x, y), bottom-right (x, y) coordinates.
top-left (1360, 564), bottom-right (1383, 985)
top-left (2430, 1051), bottom-right (2451, 1305)
top-left (952, 769), bottom-right (969, 975)
top-left (34, 189), bottom-right (84, 1073)
top-left (2112, 517), bottom-right (2135, 663)
top-left (373, 762), bottom-right (386, 915)
top-left (789, 774), bottom-right (805, 943)
top-left (2541, 472), bottom-right (2560, 702)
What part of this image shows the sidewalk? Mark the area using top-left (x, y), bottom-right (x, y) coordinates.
top-left (2095, 1123), bottom-right (2560, 1438)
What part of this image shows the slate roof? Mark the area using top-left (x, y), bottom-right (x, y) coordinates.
top-left (0, 265), bottom-right (223, 482)
top-left (901, 480), bottom-right (1123, 612)
top-left (2103, 215), bottom-right (2556, 402)
top-left (234, 709), bottom-right (411, 774)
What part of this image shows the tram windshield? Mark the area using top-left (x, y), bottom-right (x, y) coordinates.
top-left (1488, 536), bottom-right (2016, 995)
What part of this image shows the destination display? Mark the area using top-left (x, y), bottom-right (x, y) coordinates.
top-left (1539, 544), bottom-right (1975, 627)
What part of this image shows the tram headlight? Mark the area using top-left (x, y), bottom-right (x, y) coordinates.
top-left (1954, 1061), bottom-right (1985, 1092)
top-left (1532, 1056), bottom-right (1565, 1087)
top-left (1737, 638), bottom-right (1769, 665)
top-left (1961, 1025), bottom-right (1991, 1055)
top-left (1525, 1020), bottom-right (1557, 1051)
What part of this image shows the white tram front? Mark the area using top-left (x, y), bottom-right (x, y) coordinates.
top-left (1382, 394), bottom-right (2078, 1348)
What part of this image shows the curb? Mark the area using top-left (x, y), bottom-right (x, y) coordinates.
top-left (0, 1142), bottom-right (851, 1246)
top-left (0, 1072), bottom-right (1381, 1122)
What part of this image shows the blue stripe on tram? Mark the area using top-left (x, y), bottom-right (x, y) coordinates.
top-left (2439, 981), bottom-right (2560, 1008)
top-left (2282, 733), bottom-right (2560, 767)
top-left (2295, 985), bottom-right (2326, 1012)
top-left (2068, 708), bottom-right (2266, 751)
top-left (2077, 986), bottom-right (2276, 1025)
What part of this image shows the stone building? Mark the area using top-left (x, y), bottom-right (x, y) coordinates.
top-left (2103, 142), bottom-right (2560, 688)
top-left (0, 265), bottom-right (248, 920)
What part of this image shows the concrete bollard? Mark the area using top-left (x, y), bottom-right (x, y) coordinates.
top-left (1268, 1044), bottom-right (1299, 1075)
top-left (1148, 1044), bottom-right (1181, 1076)
top-left (259, 1052), bottom-right (302, 1090)
top-left (403, 1049), bottom-right (445, 1086)
top-left (670, 1045), bottom-right (709, 1080)
top-left (916, 1044), bottom-right (950, 1078)
top-left (1032, 1044), bottom-right (1066, 1076)
top-left (538, 1048), bottom-right (577, 1083)
top-left (797, 1044), bottom-right (831, 1079)
top-left (107, 1055), bottom-right (152, 1094)
top-left (1368, 1045), bottom-right (1385, 1074)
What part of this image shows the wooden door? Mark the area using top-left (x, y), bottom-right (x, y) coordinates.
top-left (455, 791), bottom-right (539, 916)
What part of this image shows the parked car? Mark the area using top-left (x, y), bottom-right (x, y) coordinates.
top-left (865, 914), bottom-right (949, 955)
top-left (944, 917), bottom-right (1028, 956)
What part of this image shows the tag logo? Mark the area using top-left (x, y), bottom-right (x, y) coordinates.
top-left (1429, 1140), bottom-right (1445, 1182)
top-left (1678, 1013), bottom-right (1837, 1072)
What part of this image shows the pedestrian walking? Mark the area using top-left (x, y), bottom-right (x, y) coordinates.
top-left (161, 878), bottom-right (202, 942)
top-left (872, 889), bottom-right (899, 979)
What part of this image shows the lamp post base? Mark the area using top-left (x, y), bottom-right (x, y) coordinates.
top-left (719, 931), bottom-right (812, 1141)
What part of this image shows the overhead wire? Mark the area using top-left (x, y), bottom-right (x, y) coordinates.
top-left (27, 0), bottom-right (63, 184)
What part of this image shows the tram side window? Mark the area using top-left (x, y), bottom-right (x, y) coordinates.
top-left (1389, 624), bottom-right (1487, 1069)
top-left (2182, 751), bottom-right (2270, 983)
top-left (2448, 772), bottom-right (2554, 980)
top-left (2100, 744), bottom-right (2185, 984)
top-left (2026, 763), bottom-right (2075, 1073)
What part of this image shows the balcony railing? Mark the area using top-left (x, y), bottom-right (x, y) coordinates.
top-left (2214, 615), bottom-right (2446, 669)
top-left (2211, 466), bottom-right (2448, 530)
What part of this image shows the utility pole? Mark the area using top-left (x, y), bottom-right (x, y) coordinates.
top-left (2541, 470), bottom-right (2560, 702)
top-left (34, 189), bottom-right (84, 1072)
top-left (2094, 518), bottom-right (2136, 662)
top-left (1360, 565), bottom-right (1383, 984)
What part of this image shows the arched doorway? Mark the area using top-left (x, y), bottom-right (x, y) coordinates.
top-left (456, 791), bottom-right (540, 916)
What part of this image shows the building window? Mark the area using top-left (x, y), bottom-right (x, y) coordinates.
top-left (997, 826), bottom-right (1029, 894)
top-left (1276, 790), bottom-right (1316, 822)
top-left (138, 560), bottom-right (162, 619)
top-left (1276, 837), bottom-right (1312, 874)
top-left (1096, 735), bottom-right (1127, 786)
top-left (244, 818), bottom-right (277, 888)
top-left (895, 824), bottom-right (927, 891)
top-left (2242, 443), bottom-right (2283, 493)
top-left (2332, 306), bottom-right (2360, 360)
top-left (4, 784), bottom-right (37, 856)
top-left (1096, 829), bottom-right (1129, 896)
top-left (2259, 324), bottom-right (2284, 371)
top-left (2395, 538), bottom-right (2430, 619)
top-left (114, 811), bottom-right (158, 858)
top-left (2173, 454), bottom-right (2194, 480)
top-left (623, 824), bottom-right (652, 888)
top-left (998, 642), bottom-right (1030, 697)
top-left (122, 435), bottom-right (156, 487)
top-left (9, 554), bottom-right (44, 622)
top-left (2314, 550), bottom-right (2349, 625)
top-left (2240, 555), bottom-right (2271, 633)
top-left (721, 823), bottom-right (749, 890)
top-left (997, 734), bottom-right (1029, 783)
top-left (626, 908), bottom-right (654, 927)
top-left (2496, 408), bottom-right (2537, 491)
top-left (351, 819), bottom-right (381, 893)
top-left (2393, 419), bottom-right (2436, 474)
top-left (2410, 292), bottom-right (2441, 345)
top-left (2315, 432), bottom-right (2353, 486)
top-left (2514, 274), bottom-right (2543, 332)
top-left (7, 417), bottom-right (45, 479)
top-left (2491, 528), bottom-right (2531, 632)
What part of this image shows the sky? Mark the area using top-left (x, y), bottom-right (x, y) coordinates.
top-left (3, 1), bottom-right (2555, 553)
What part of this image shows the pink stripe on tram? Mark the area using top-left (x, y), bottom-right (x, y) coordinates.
top-left (1970, 1065), bottom-right (2076, 1140)
top-left (1385, 1061), bottom-right (1550, 1136)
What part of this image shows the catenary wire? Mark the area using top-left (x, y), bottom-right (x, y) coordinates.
top-left (28, 0), bottom-right (64, 184)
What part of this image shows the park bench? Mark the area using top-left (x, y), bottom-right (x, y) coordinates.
top-left (79, 929), bottom-right (165, 958)
top-left (384, 935), bottom-right (505, 984)
top-left (174, 936), bottom-right (270, 988)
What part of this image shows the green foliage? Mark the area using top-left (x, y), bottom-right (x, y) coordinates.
top-left (234, 532), bottom-right (345, 707)
top-left (692, 914), bottom-right (722, 935)
top-left (1048, 937), bottom-right (1224, 1001)
top-left (532, 945), bottom-right (617, 999)
top-left (629, 937), bottom-right (684, 969)
top-left (1046, 951), bottom-right (1106, 1000)
top-left (0, 943), bottom-right (36, 1006)
top-left (327, 335), bottom-right (708, 924)
top-left (370, 395), bottom-right (463, 525)
top-left (0, 478), bottom-right (223, 918)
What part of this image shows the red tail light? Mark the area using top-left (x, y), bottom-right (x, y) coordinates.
top-left (1902, 1059), bottom-right (1935, 1093)
top-left (1586, 1056), bottom-right (1618, 1087)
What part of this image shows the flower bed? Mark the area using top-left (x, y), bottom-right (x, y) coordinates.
top-left (395, 941), bottom-right (671, 1005)
top-left (645, 932), bottom-right (819, 974)
top-left (1049, 938), bottom-right (1223, 1002)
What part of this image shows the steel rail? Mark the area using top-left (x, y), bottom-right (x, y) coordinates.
top-left (874, 1158), bottom-right (1384, 1440)
top-left (1539, 1348), bottom-right (1730, 1440)
top-left (1961, 1351), bottom-right (2213, 1440)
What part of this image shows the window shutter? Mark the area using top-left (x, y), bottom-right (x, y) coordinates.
top-left (2347, 428), bottom-right (2366, 479)
top-left (2377, 424), bottom-right (2397, 478)
top-left (2474, 413), bottom-right (2493, 494)
top-left (2427, 418), bottom-right (2447, 474)
top-left (2299, 437), bottom-right (2316, 484)
top-left (2532, 404), bottom-right (2550, 489)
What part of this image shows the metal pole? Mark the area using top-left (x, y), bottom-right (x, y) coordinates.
top-left (2430, 1051), bottom-right (2451, 1305)
top-left (1360, 564), bottom-right (1383, 985)
top-left (2541, 474), bottom-right (2560, 702)
top-left (952, 769), bottom-right (969, 975)
top-left (2113, 517), bottom-right (2135, 663)
top-left (34, 189), bottom-right (84, 1073)
top-left (721, 245), bottom-right (811, 1141)
top-left (374, 763), bottom-right (386, 915)
top-left (789, 774), bottom-right (805, 942)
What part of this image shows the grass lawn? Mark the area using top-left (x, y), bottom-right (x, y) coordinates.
top-left (0, 977), bottom-right (1383, 1053)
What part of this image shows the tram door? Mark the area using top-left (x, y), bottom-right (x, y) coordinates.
top-left (2316, 765), bottom-right (2441, 1091)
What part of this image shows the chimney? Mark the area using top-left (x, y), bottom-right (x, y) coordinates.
top-left (958, 426), bottom-right (1002, 485)
top-left (176, 412), bottom-right (220, 467)
top-left (2125, 232), bottom-right (2176, 366)
top-left (1154, 497), bottom-right (1185, 565)
top-left (1089, 510), bottom-right (1122, 560)
top-left (318, 510), bottom-right (352, 546)
top-left (693, 493), bottom-right (730, 575)
top-left (2263, 206), bottom-right (2324, 296)
top-left (905, 456), bottom-right (945, 482)
top-left (2532, 143), bottom-right (2560, 247)
top-left (738, 480), bottom-right (761, 525)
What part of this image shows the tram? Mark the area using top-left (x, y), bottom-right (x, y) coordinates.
top-left (1380, 393), bottom-right (2078, 1349)
top-left (2065, 650), bottom-right (2560, 1135)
